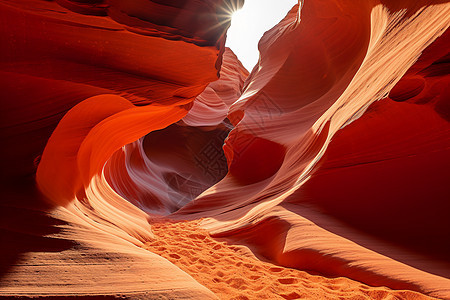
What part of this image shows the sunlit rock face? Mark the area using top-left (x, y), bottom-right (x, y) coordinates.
top-left (300, 29), bottom-right (450, 257)
top-left (0, 0), bottom-right (449, 299)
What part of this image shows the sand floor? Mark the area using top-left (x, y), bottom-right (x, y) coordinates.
top-left (144, 219), bottom-right (435, 300)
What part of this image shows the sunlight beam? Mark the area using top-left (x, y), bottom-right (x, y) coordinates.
top-left (226, 0), bottom-right (298, 71)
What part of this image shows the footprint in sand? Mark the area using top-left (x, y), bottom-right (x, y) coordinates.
top-left (280, 291), bottom-right (302, 300)
top-left (188, 233), bottom-right (207, 240)
top-left (169, 253), bottom-right (181, 259)
top-left (211, 253), bottom-right (222, 260)
top-left (228, 278), bottom-right (247, 289)
top-left (212, 244), bottom-right (222, 250)
top-left (269, 267), bottom-right (284, 272)
top-left (243, 263), bottom-right (254, 269)
top-left (198, 258), bottom-right (214, 266)
top-left (178, 249), bottom-right (190, 256)
top-left (278, 277), bottom-right (298, 285)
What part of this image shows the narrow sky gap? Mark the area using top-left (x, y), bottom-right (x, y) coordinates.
top-left (225, 0), bottom-right (298, 71)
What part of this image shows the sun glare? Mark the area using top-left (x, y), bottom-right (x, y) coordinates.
top-left (226, 0), bottom-right (297, 71)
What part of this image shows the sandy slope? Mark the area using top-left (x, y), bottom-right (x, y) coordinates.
top-left (145, 219), bottom-right (438, 300)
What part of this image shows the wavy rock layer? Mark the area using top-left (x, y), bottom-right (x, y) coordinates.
top-left (0, 0), bottom-right (233, 298)
top-left (0, 0), bottom-right (449, 299)
top-left (177, 0), bottom-right (450, 298)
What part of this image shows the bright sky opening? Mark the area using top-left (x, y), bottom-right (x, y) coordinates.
top-left (226, 0), bottom-right (298, 71)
